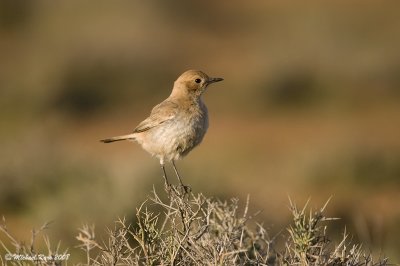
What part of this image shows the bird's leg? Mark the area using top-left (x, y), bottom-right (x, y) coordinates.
top-left (161, 163), bottom-right (171, 191)
top-left (171, 160), bottom-right (184, 185)
top-left (172, 160), bottom-right (191, 193)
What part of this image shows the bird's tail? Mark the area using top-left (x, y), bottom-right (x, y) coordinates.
top-left (100, 134), bottom-right (135, 143)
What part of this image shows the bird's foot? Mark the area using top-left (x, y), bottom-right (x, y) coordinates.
top-left (179, 184), bottom-right (191, 194)
top-left (164, 183), bottom-right (191, 198)
top-left (164, 182), bottom-right (173, 194)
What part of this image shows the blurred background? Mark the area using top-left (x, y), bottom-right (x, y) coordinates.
top-left (0, 0), bottom-right (399, 262)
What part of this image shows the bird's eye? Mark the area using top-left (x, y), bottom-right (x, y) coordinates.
top-left (195, 78), bottom-right (201, 83)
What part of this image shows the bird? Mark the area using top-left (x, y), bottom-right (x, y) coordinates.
top-left (100, 70), bottom-right (223, 191)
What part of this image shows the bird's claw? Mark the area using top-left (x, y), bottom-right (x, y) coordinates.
top-left (180, 184), bottom-right (191, 194)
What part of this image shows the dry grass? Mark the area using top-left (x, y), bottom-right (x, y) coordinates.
top-left (74, 186), bottom-right (389, 265)
top-left (1, 185), bottom-right (388, 265)
top-left (0, 217), bottom-right (67, 266)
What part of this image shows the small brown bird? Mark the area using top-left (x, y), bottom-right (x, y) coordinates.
top-left (101, 70), bottom-right (223, 190)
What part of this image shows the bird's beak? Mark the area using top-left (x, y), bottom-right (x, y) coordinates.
top-left (207, 77), bottom-right (224, 84)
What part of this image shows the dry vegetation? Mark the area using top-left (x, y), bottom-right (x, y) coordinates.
top-left (1, 186), bottom-right (389, 265)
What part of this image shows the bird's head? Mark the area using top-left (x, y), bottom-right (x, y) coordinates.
top-left (172, 70), bottom-right (223, 98)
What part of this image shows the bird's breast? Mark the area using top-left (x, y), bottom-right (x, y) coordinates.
top-left (175, 104), bottom-right (208, 147)
top-left (137, 101), bottom-right (209, 162)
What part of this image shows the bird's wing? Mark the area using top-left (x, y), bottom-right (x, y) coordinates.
top-left (133, 100), bottom-right (179, 133)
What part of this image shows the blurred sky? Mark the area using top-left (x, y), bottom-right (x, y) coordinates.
top-left (1, 0), bottom-right (400, 261)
